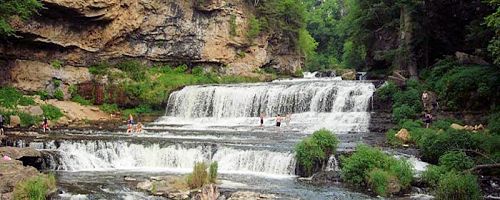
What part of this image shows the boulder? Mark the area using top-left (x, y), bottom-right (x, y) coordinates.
top-left (9, 115), bottom-right (21, 127)
top-left (0, 147), bottom-right (41, 160)
top-left (450, 123), bottom-right (465, 130)
top-left (0, 158), bottom-right (41, 196)
top-left (455, 52), bottom-right (489, 65)
top-left (137, 180), bottom-right (152, 190)
top-left (341, 70), bottom-right (356, 80)
top-left (193, 184), bottom-right (219, 200)
top-left (28, 106), bottom-right (44, 116)
top-left (395, 128), bottom-right (410, 143)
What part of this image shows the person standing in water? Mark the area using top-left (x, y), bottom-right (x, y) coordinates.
top-left (42, 117), bottom-right (50, 133)
top-left (276, 114), bottom-right (282, 127)
top-left (260, 113), bottom-right (265, 127)
top-left (127, 114), bottom-right (134, 134)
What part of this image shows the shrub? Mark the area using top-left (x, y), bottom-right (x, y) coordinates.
top-left (117, 60), bottom-right (147, 81)
top-left (18, 112), bottom-right (40, 127)
top-left (432, 118), bottom-right (455, 130)
top-left (398, 119), bottom-right (423, 131)
top-left (89, 62), bottom-right (110, 75)
top-left (71, 95), bottom-right (91, 106)
top-left (13, 174), bottom-right (56, 200)
top-left (341, 145), bottom-right (414, 195)
top-left (367, 168), bottom-right (394, 197)
top-left (488, 112), bottom-right (500, 134)
top-left (247, 16), bottom-right (262, 41)
top-left (186, 162), bottom-right (208, 189)
top-left (0, 87), bottom-right (35, 108)
top-left (100, 103), bottom-right (119, 114)
top-left (295, 129), bottom-right (338, 176)
top-left (192, 66), bottom-right (204, 75)
top-left (41, 105), bottom-right (63, 120)
top-left (37, 91), bottom-right (50, 101)
top-left (174, 65), bottom-right (188, 73)
top-left (408, 127), bottom-right (435, 144)
top-left (421, 165), bottom-right (446, 187)
top-left (438, 151), bottom-right (475, 171)
top-left (386, 129), bottom-right (402, 146)
top-left (417, 129), bottom-right (478, 163)
top-left (392, 104), bottom-right (416, 123)
top-left (208, 161), bottom-right (218, 183)
top-left (53, 89), bottom-right (64, 101)
top-left (51, 60), bottom-right (63, 69)
top-left (376, 81), bottom-right (399, 101)
top-left (435, 172), bottom-right (481, 200)
top-left (229, 15), bottom-right (237, 36)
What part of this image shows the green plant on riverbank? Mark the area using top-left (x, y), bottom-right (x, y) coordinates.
top-left (0, 87), bottom-right (35, 109)
top-left (436, 171), bottom-right (481, 200)
top-left (41, 104), bottom-right (63, 121)
top-left (295, 129), bottom-right (339, 176)
top-left (340, 144), bottom-right (413, 197)
top-left (13, 174), bottom-right (56, 200)
top-left (186, 161), bottom-right (218, 189)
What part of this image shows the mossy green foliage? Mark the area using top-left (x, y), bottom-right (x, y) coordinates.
top-left (0, 87), bottom-right (35, 109)
top-left (435, 171), bottom-right (482, 200)
top-left (0, 0), bottom-right (42, 35)
top-left (488, 112), bottom-right (500, 135)
top-left (340, 144), bottom-right (413, 196)
top-left (51, 60), bottom-right (63, 69)
top-left (41, 104), bottom-right (63, 120)
top-left (247, 16), bottom-right (261, 42)
top-left (417, 129), bottom-right (478, 163)
top-left (71, 95), bottom-right (91, 106)
top-left (53, 89), bottom-right (64, 101)
top-left (229, 15), bottom-right (237, 36)
top-left (438, 151), bottom-right (475, 171)
top-left (295, 129), bottom-right (339, 176)
top-left (208, 161), bottom-right (218, 183)
top-left (13, 174), bottom-right (56, 200)
top-left (88, 62), bottom-right (110, 76)
top-left (186, 161), bottom-right (218, 189)
top-left (376, 81), bottom-right (399, 101)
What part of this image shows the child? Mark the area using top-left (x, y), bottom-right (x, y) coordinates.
top-left (135, 122), bottom-right (143, 134)
top-left (126, 114), bottom-right (134, 134)
top-left (42, 117), bottom-right (50, 133)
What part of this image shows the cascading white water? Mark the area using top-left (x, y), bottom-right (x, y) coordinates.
top-left (159, 80), bottom-right (375, 133)
top-left (43, 141), bottom-right (295, 176)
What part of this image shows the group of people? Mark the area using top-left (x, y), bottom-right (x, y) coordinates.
top-left (126, 114), bottom-right (143, 134)
top-left (260, 113), bottom-right (291, 127)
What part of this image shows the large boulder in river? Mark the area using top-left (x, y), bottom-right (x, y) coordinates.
top-left (340, 69), bottom-right (357, 80)
top-left (193, 184), bottom-right (219, 200)
top-left (0, 147), bottom-right (43, 170)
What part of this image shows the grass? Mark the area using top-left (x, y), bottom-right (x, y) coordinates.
top-left (0, 87), bottom-right (35, 109)
top-left (41, 104), bottom-right (63, 120)
top-left (13, 174), bottom-right (56, 200)
top-left (186, 161), bottom-right (218, 189)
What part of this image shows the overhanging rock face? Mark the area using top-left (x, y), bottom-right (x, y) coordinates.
top-left (1, 0), bottom-right (302, 76)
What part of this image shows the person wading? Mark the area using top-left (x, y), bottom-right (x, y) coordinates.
top-left (0, 114), bottom-right (4, 135)
top-left (276, 114), bottom-right (282, 127)
top-left (260, 113), bottom-right (265, 127)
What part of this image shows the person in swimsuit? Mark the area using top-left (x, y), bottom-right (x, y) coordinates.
top-left (135, 122), bottom-right (143, 134)
top-left (423, 113), bottom-right (433, 128)
top-left (276, 114), bottom-right (282, 127)
top-left (127, 114), bottom-right (134, 134)
top-left (260, 113), bottom-right (265, 127)
top-left (42, 117), bottom-right (50, 133)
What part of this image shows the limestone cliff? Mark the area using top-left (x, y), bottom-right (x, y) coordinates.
top-left (0, 0), bottom-right (302, 78)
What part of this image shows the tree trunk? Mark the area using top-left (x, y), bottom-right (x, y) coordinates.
top-left (399, 5), bottom-right (418, 79)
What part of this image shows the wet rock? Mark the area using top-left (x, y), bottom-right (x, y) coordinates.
top-left (193, 184), bottom-right (219, 200)
top-left (450, 123), bottom-right (465, 130)
top-left (0, 155), bottom-right (42, 199)
top-left (228, 191), bottom-right (277, 200)
top-left (340, 70), bottom-right (356, 80)
top-left (0, 147), bottom-right (44, 170)
top-left (9, 115), bottom-right (21, 127)
top-left (137, 176), bottom-right (191, 199)
top-left (137, 180), bottom-right (152, 190)
top-left (310, 171), bottom-right (341, 184)
top-left (396, 128), bottom-right (410, 143)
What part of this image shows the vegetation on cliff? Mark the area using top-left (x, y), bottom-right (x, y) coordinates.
top-left (0, 0), bottom-right (42, 35)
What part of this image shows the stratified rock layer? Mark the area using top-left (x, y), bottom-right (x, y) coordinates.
top-left (1, 0), bottom-right (301, 77)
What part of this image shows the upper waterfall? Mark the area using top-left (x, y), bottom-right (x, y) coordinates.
top-left (159, 80), bottom-right (375, 133)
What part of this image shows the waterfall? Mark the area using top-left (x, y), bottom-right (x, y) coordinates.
top-left (40, 141), bottom-right (296, 176)
top-left (160, 80), bottom-right (375, 133)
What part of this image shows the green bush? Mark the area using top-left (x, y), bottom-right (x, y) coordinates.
top-left (71, 95), bottom-right (91, 106)
top-left (295, 129), bottom-right (338, 176)
top-left (435, 172), bottom-right (481, 200)
top-left (488, 112), bottom-right (500, 134)
top-left (89, 62), bottom-right (110, 75)
top-left (421, 165), bottom-right (446, 187)
top-left (51, 60), bottom-right (63, 69)
top-left (438, 151), bottom-right (475, 171)
top-left (367, 168), bottom-right (394, 197)
top-left (100, 103), bottom-right (119, 114)
top-left (53, 89), bottom-right (64, 101)
top-left (13, 174), bottom-right (56, 200)
top-left (18, 112), bottom-right (40, 127)
top-left (392, 104), bottom-right (416, 123)
top-left (208, 161), bottom-right (218, 183)
top-left (393, 89), bottom-right (422, 112)
top-left (386, 129), bottom-right (402, 146)
top-left (192, 67), bottom-right (204, 75)
top-left (37, 91), bottom-right (50, 101)
top-left (41, 105), bottom-right (63, 120)
top-left (186, 162), bottom-right (208, 189)
top-left (340, 145), bottom-right (414, 195)
top-left (398, 119), bottom-right (423, 131)
top-left (376, 81), bottom-right (399, 101)
top-left (417, 129), bottom-right (478, 163)
top-left (0, 87), bottom-right (35, 108)
top-left (408, 127), bottom-right (435, 144)
top-left (432, 118), bottom-right (456, 130)
top-left (247, 16), bottom-right (262, 41)
top-left (117, 60), bottom-right (147, 81)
